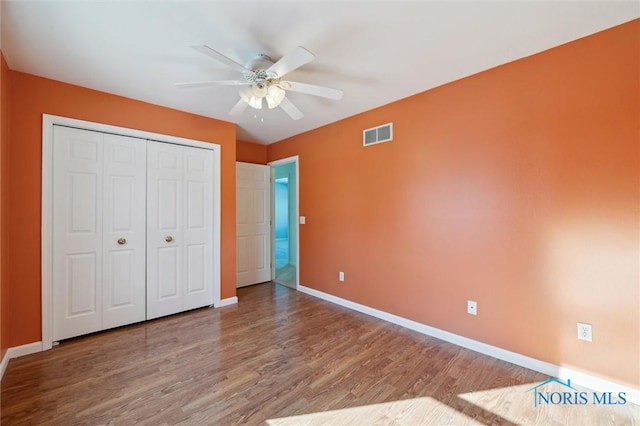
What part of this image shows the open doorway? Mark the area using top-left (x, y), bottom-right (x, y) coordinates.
top-left (270, 157), bottom-right (299, 289)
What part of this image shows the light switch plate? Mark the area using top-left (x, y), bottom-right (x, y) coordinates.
top-left (299, 216), bottom-right (306, 224)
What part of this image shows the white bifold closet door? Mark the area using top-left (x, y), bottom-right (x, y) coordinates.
top-left (146, 141), bottom-right (214, 319)
top-left (52, 127), bottom-right (214, 341)
top-left (52, 126), bottom-right (146, 341)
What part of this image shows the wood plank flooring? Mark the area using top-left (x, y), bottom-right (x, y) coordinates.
top-left (1, 283), bottom-right (638, 425)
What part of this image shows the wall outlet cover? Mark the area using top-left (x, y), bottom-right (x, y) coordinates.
top-left (577, 322), bottom-right (592, 342)
top-left (467, 300), bottom-right (477, 315)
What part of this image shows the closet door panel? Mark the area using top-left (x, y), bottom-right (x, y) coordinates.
top-left (183, 147), bottom-right (213, 309)
top-left (147, 141), bottom-right (184, 319)
top-left (52, 126), bottom-right (104, 341)
top-left (102, 135), bottom-right (147, 329)
top-left (186, 244), bottom-right (206, 294)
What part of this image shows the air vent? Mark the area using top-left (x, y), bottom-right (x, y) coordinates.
top-left (363, 122), bottom-right (393, 146)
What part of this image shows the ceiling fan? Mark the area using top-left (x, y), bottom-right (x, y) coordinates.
top-left (175, 45), bottom-right (343, 120)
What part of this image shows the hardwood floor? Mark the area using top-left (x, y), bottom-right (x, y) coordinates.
top-left (1, 283), bottom-right (638, 425)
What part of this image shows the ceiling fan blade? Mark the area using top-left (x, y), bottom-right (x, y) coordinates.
top-left (174, 80), bottom-right (250, 88)
top-left (191, 45), bottom-right (250, 73)
top-left (229, 99), bottom-right (249, 116)
top-left (279, 97), bottom-right (304, 120)
top-left (280, 81), bottom-right (343, 100)
top-left (267, 46), bottom-right (315, 78)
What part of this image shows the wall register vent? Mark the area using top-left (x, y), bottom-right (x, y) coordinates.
top-left (363, 123), bottom-right (393, 146)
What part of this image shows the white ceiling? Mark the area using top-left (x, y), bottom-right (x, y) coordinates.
top-left (1, 1), bottom-right (638, 145)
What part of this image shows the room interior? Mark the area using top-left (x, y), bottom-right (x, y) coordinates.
top-left (273, 162), bottom-right (298, 289)
top-left (0, 1), bottom-right (638, 423)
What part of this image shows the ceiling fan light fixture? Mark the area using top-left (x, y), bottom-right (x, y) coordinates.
top-left (251, 81), bottom-right (268, 98)
top-left (240, 87), bottom-right (263, 109)
top-left (184, 45), bottom-right (340, 118)
top-left (266, 85), bottom-right (286, 109)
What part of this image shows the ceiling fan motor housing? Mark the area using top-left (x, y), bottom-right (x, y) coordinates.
top-left (244, 54), bottom-right (276, 80)
top-left (244, 54), bottom-right (279, 97)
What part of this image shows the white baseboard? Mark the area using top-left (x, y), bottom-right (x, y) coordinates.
top-left (217, 296), bottom-right (238, 307)
top-left (298, 285), bottom-right (639, 405)
top-left (0, 341), bottom-right (43, 381)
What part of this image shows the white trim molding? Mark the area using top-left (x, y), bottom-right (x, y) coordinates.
top-left (268, 156), bottom-right (300, 289)
top-left (297, 285), bottom-right (640, 405)
top-left (217, 297), bottom-right (239, 308)
top-left (0, 342), bottom-right (43, 380)
top-left (41, 114), bottom-right (222, 350)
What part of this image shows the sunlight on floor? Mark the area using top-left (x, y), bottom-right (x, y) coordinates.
top-left (266, 397), bottom-right (478, 425)
top-left (458, 382), bottom-right (542, 425)
top-left (267, 381), bottom-right (639, 425)
top-left (458, 381), bottom-right (640, 425)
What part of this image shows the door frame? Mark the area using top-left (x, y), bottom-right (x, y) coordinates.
top-left (268, 156), bottom-right (299, 288)
top-left (41, 114), bottom-right (222, 350)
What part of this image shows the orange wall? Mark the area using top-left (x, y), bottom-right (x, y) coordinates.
top-left (4, 71), bottom-right (237, 348)
top-left (236, 139), bottom-right (267, 164)
top-left (0, 52), bottom-right (7, 361)
top-left (268, 20), bottom-right (639, 388)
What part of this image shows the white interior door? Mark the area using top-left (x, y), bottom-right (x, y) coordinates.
top-left (53, 126), bottom-right (104, 341)
top-left (147, 141), bottom-right (214, 318)
top-left (183, 147), bottom-right (214, 310)
top-left (53, 127), bottom-right (148, 340)
top-left (147, 141), bottom-right (184, 319)
top-left (236, 162), bottom-right (271, 287)
top-left (102, 134), bottom-right (147, 329)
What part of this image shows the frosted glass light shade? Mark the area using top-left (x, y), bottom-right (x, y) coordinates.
top-left (266, 85), bottom-right (286, 109)
top-left (240, 87), bottom-right (263, 109)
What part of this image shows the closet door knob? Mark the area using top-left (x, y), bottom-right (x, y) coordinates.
top-left (117, 238), bottom-right (126, 245)
top-left (165, 236), bottom-right (173, 243)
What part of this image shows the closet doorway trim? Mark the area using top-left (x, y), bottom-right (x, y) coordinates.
top-left (41, 114), bottom-right (222, 351)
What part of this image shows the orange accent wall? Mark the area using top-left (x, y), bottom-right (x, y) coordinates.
top-left (0, 52), bottom-right (7, 361)
top-left (236, 139), bottom-right (267, 164)
top-left (267, 20), bottom-right (639, 388)
top-left (4, 71), bottom-right (237, 348)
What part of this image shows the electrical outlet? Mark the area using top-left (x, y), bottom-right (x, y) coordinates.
top-left (577, 322), bottom-right (592, 342)
top-left (339, 271), bottom-right (345, 282)
top-left (467, 300), bottom-right (477, 315)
